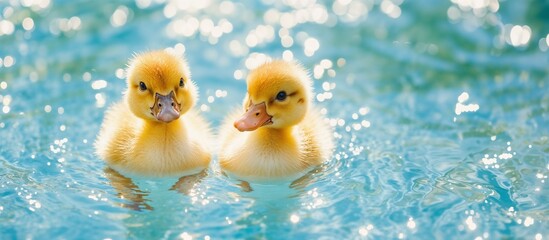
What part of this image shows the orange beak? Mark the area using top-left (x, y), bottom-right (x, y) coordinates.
top-left (234, 102), bottom-right (273, 132)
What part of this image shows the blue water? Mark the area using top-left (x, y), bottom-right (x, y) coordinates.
top-left (1, 0), bottom-right (548, 239)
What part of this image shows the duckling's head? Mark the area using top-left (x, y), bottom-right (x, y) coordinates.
top-left (125, 50), bottom-right (196, 123)
top-left (234, 60), bottom-right (312, 131)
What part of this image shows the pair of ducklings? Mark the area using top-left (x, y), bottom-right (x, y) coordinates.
top-left (95, 50), bottom-right (333, 182)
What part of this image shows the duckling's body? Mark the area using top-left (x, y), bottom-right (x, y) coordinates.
top-left (95, 50), bottom-right (211, 177)
top-left (97, 104), bottom-right (211, 176)
top-left (219, 108), bottom-right (331, 180)
top-left (219, 60), bottom-right (333, 181)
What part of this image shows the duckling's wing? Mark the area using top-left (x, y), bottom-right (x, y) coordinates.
top-left (95, 101), bottom-right (139, 164)
top-left (298, 106), bottom-right (334, 165)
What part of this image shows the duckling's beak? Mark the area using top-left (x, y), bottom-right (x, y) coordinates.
top-left (234, 102), bottom-right (273, 132)
top-left (151, 91), bottom-right (180, 123)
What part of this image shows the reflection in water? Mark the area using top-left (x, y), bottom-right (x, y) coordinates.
top-left (228, 180), bottom-right (306, 238)
top-left (290, 166), bottom-right (325, 190)
top-left (227, 164), bottom-right (324, 193)
top-left (104, 167), bottom-right (153, 211)
top-left (222, 165), bottom-right (334, 237)
top-left (104, 168), bottom-right (207, 211)
top-left (170, 170), bottom-right (208, 195)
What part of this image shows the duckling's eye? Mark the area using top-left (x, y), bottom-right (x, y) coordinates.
top-left (275, 91), bottom-right (287, 101)
top-left (139, 81), bottom-right (147, 91)
top-left (179, 78), bottom-right (184, 88)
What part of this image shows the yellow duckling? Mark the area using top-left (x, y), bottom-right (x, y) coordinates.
top-left (95, 50), bottom-right (211, 177)
top-left (219, 60), bottom-right (333, 181)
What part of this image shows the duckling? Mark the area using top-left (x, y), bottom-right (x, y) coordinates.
top-left (219, 60), bottom-right (333, 181)
top-left (95, 50), bottom-right (211, 177)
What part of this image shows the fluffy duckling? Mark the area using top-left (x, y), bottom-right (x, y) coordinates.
top-left (219, 60), bottom-right (333, 181)
top-left (95, 50), bottom-right (211, 177)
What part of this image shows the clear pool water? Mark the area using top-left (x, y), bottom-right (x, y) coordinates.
top-left (1, 0), bottom-right (548, 239)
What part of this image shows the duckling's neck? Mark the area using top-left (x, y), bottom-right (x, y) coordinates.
top-left (250, 127), bottom-right (298, 149)
top-left (141, 119), bottom-right (188, 142)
